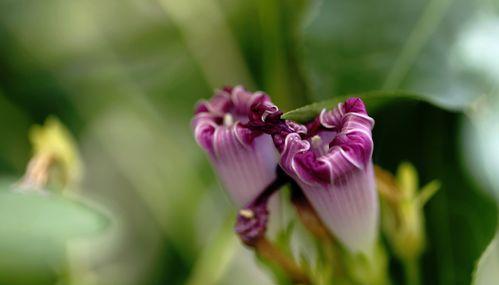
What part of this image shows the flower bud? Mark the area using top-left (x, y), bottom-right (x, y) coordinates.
top-left (375, 163), bottom-right (440, 262)
top-left (279, 98), bottom-right (378, 254)
top-left (235, 199), bottom-right (270, 246)
top-left (192, 86), bottom-right (279, 207)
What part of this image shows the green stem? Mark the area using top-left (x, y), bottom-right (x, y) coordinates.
top-left (403, 258), bottom-right (421, 285)
top-left (256, 238), bottom-right (311, 284)
top-left (344, 243), bottom-right (391, 285)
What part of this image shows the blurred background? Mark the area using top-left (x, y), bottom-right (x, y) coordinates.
top-left (0, 0), bottom-right (498, 284)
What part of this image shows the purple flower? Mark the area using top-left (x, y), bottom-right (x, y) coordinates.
top-left (280, 98), bottom-right (378, 254)
top-left (193, 86), bottom-right (279, 207)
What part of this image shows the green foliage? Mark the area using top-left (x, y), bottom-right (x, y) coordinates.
top-left (303, 0), bottom-right (499, 106)
top-left (472, 232), bottom-right (499, 285)
top-left (0, 184), bottom-right (108, 285)
top-left (185, 216), bottom-right (238, 285)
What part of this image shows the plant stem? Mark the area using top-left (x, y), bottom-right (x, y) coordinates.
top-left (255, 238), bottom-right (311, 284)
top-left (404, 258), bottom-right (421, 285)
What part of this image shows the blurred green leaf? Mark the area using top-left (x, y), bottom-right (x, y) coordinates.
top-left (0, 186), bottom-right (108, 285)
top-left (472, 232), bottom-right (499, 285)
top-left (186, 216), bottom-right (238, 285)
top-left (0, 91), bottom-right (31, 172)
top-left (0, 190), bottom-right (107, 243)
top-left (303, 0), bottom-right (499, 107)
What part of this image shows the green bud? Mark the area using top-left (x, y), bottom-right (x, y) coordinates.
top-left (376, 163), bottom-right (440, 285)
top-left (18, 117), bottom-right (81, 191)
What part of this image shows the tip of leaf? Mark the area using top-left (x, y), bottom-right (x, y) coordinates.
top-left (281, 90), bottom-right (429, 123)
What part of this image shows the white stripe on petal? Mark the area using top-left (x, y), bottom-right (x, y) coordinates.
top-left (300, 162), bottom-right (378, 254)
top-left (213, 129), bottom-right (278, 206)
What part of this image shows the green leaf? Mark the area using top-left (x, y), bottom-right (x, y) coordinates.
top-left (472, 232), bottom-right (499, 285)
top-left (0, 185), bottom-right (109, 285)
top-left (185, 216), bottom-right (238, 285)
top-left (303, 0), bottom-right (499, 109)
top-left (282, 90), bottom-right (443, 123)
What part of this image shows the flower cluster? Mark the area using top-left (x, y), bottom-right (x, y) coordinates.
top-left (193, 86), bottom-right (378, 254)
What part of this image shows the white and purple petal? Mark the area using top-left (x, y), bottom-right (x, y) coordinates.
top-left (211, 125), bottom-right (278, 206)
top-left (279, 97), bottom-right (378, 254)
top-left (193, 86), bottom-right (279, 207)
top-left (299, 162), bottom-right (378, 253)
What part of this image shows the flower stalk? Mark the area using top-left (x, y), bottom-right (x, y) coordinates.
top-left (343, 242), bottom-right (390, 285)
top-left (255, 237), bottom-right (311, 284)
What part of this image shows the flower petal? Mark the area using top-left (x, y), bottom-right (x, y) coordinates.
top-left (279, 98), bottom-right (378, 254)
top-left (192, 86), bottom-right (279, 206)
top-left (300, 163), bottom-right (378, 253)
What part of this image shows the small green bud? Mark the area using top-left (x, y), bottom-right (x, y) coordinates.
top-left (376, 163), bottom-right (440, 261)
top-left (18, 117), bottom-right (81, 191)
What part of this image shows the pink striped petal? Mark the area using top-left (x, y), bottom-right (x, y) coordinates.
top-left (193, 86), bottom-right (279, 207)
top-left (279, 98), bottom-right (378, 254)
